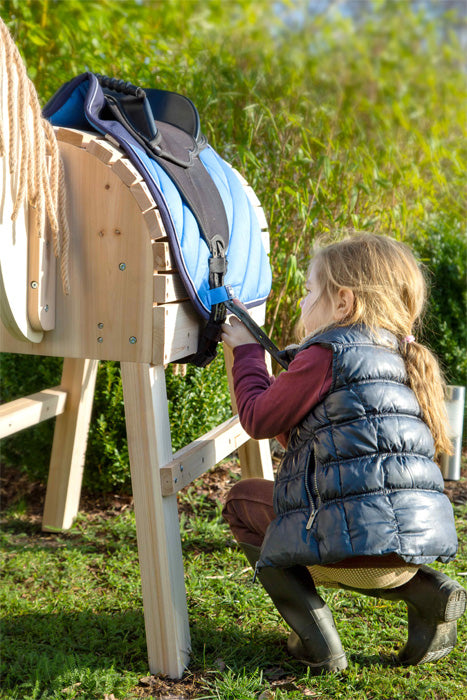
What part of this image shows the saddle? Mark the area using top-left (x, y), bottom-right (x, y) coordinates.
top-left (43, 73), bottom-right (278, 366)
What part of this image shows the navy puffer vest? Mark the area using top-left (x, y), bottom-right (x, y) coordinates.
top-left (257, 325), bottom-right (458, 570)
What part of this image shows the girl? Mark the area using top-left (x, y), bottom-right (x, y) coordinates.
top-left (221, 233), bottom-right (466, 674)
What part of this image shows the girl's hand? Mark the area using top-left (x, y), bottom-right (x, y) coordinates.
top-left (221, 300), bottom-right (259, 349)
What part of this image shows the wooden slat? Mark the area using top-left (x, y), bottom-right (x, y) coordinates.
top-left (86, 138), bottom-right (121, 165)
top-left (153, 241), bottom-right (176, 271)
top-left (54, 127), bottom-right (95, 148)
top-left (111, 157), bottom-right (142, 186)
top-left (0, 387), bottom-right (67, 439)
top-left (153, 273), bottom-right (188, 304)
top-left (152, 301), bottom-right (200, 364)
top-left (130, 181), bottom-right (155, 213)
top-left (143, 208), bottom-right (166, 240)
top-left (160, 415), bottom-right (250, 496)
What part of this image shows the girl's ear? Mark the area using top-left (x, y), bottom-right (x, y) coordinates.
top-left (334, 287), bottom-right (354, 321)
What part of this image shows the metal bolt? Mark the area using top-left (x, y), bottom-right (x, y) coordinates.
top-left (97, 337), bottom-right (103, 343)
top-left (119, 262), bottom-right (126, 271)
top-left (129, 336), bottom-right (137, 344)
top-left (180, 465), bottom-right (184, 472)
top-left (30, 281), bottom-right (38, 289)
top-left (44, 305), bottom-right (49, 312)
top-left (97, 322), bottom-right (104, 329)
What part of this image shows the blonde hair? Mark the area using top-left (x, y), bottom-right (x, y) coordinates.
top-left (310, 233), bottom-right (452, 458)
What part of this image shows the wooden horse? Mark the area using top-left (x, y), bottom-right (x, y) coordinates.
top-left (0, 21), bottom-right (273, 678)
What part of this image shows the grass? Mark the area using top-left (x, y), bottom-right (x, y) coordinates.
top-left (1, 463), bottom-right (466, 700)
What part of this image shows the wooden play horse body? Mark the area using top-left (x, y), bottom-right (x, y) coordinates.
top-left (0, 33), bottom-right (273, 678)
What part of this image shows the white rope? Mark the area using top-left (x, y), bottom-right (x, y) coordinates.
top-left (0, 18), bottom-right (71, 295)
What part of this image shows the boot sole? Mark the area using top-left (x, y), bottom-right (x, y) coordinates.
top-left (444, 587), bottom-right (466, 622)
top-left (399, 587), bottom-right (466, 666)
top-left (296, 653), bottom-right (348, 675)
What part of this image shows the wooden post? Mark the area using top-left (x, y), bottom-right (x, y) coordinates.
top-left (42, 358), bottom-right (99, 531)
top-left (223, 344), bottom-right (274, 480)
top-left (121, 362), bottom-right (190, 678)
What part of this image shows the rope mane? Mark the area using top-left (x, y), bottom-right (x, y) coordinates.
top-left (0, 18), bottom-right (70, 294)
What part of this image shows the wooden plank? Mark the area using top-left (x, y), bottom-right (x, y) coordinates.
top-left (152, 301), bottom-right (200, 365)
top-left (1, 142), bottom-right (155, 362)
top-left (111, 157), bottom-right (142, 187)
top-left (0, 387), bottom-right (67, 439)
top-left (121, 362), bottom-right (190, 678)
top-left (42, 358), bottom-right (98, 531)
top-left (143, 208), bottom-right (166, 240)
top-left (27, 195), bottom-right (56, 332)
top-left (223, 344), bottom-right (274, 480)
top-left (153, 241), bottom-right (176, 271)
top-left (153, 273), bottom-right (188, 304)
top-left (86, 138), bottom-right (121, 165)
top-left (160, 415), bottom-right (250, 496)
top-left (130, 181), bottom-right (155, 213)
top-left (54, 127), bottom-right (95, 149)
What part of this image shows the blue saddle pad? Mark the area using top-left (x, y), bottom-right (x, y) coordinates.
top-left (43, 73), bottom-right (271, 365)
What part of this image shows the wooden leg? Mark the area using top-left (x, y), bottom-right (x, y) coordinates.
top-left (223, 344), bottom-right (274, 480)
top-left (42, 358), bottom-right (98, 531)
top-left (121, 362), bottom-right (190, 678)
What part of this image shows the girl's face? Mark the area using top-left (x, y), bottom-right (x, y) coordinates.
top-left (300, 262), bottom-right (334, 335)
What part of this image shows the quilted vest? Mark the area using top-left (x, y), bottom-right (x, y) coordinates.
top-left (257, 325), bottom-right (458, 570)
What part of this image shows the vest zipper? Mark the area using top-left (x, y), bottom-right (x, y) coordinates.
top-left (306, 450), bottom-right (321, 530)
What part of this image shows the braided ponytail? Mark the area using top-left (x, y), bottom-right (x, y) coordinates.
top-left (401, 340), bottom-right (453, 457)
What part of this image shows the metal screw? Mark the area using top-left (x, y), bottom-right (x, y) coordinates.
top-left (119, 262), bottom-right (126, 271)
top-left (129, 336), bottom-right (137, 344)
top-left (97, 337), bottom-right (103, 343)
top-left (97, 322), bottom-right (104, 329)
top-left (30, 281), bottom-right (38, 289)
top-left (44, 305), bottom-right (49, 312)
top-left (180, 465), bottom-right (184, 472)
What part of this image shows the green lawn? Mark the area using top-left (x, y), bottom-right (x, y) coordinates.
top-left (1, 463), bottom-right (466, 700)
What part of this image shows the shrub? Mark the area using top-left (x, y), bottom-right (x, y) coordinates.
top-left (1, 1), bottom-right (465, 493)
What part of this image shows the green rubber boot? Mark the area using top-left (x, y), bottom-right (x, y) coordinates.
top-left (343, 565), bottom-right (466, 665)
top-left (239, 542), bottom-right (347, 674)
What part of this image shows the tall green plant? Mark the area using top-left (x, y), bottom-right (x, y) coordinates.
top-left (1, 0), bottom-right (465, 492)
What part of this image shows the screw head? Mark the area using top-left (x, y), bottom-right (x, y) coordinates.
top-left (129, 336), bottom-right (137, 344)
top-left (97, 322), bottom-right (104, 329)
top-left (97, 337), bottom-right (103, 343)
top-left (30, 281), bottom-right (38, 289)
top-left (44, 305), bottom-right (49, 312)
top-left (119, 262), bottom-right (126, 271)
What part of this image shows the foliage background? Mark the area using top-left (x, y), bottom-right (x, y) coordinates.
top-left (1, 0), bottom-right (466, 493)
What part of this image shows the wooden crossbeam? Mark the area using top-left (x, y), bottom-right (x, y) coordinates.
top-left (0, 387), bottom-right (67, 439)
top-left (160, 415), bottom-right (250, 496)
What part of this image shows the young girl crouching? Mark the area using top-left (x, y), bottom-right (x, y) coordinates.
top-left (221, 233), bottom-right (466, 674)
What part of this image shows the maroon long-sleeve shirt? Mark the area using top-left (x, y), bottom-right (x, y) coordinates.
top-left (232, 343), bottom-right (333, 447)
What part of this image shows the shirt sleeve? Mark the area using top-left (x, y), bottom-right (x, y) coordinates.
top-left (232, 342), bottom-right (333, 442)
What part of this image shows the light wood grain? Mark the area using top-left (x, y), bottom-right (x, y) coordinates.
top-left (55, 127), bottom-right (95, 148)
top-left (152, 301), bottom-right (201, 364)
top-left (143, 208), bottom-right (166, 240)
top-left (1, 142), bottom-right (155, 361)
top-left (152, 241), bottom-right (176, 271)
top-left (42, 358), bottom-right (98, 531)
top-left (86, 138), bottom-right (121, 165)
top-left (160, 415), bottom-right (250, 495)
top-left (153, 273), bottom-right (188, 304)
top-left (121, 362), bottom-right (190, 677)
top-left (0, 387), bottom-right (67, 439)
